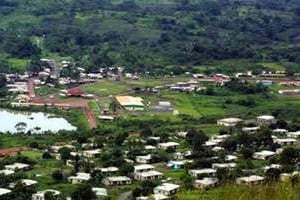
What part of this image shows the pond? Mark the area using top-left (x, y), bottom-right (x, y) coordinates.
top-left (0, 109), bottom-right (77, 133)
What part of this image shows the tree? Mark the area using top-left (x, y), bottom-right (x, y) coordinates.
top-left (58, 147), bottom-right (71, 163)
top-left (266, 168), bottom-right (281, 181)
top-left (119, 163), bottom-right (134, 176)
top-left (0, 74), bottom-right (6, 88)
top-left (42, 152), bottom-right (53, 159)
top-left (280, 147), bottom-right (300, 165)
top-left (71, 184), bottom-right (96, 200)
top-left (240, 147), bottom-right (254, 160)
top-left (180, 174), bottom-right (194, 189)
top-left (52, 170), bottom-right (64, 182)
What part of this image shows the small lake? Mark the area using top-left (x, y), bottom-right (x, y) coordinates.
top-left (0, 109), bottom-right (77, 133)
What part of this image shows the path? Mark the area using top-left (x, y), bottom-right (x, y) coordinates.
top-left (28, 78), bottom-right (35, 99)
top-left (117, 191), bottom-right (132, 200)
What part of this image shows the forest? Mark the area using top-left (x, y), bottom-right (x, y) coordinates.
top-left (1, 0), bottom-right (300, 73)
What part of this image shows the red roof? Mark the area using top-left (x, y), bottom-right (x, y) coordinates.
top-left (68, 88), bottom-right (83, 97)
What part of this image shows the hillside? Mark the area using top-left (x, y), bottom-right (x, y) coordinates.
top-left (1, 0), bottom-right (300, 73)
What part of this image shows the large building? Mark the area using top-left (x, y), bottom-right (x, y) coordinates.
top-left (115, 96), bottom-right (145, 111)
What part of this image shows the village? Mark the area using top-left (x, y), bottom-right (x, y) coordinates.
top-left (2, 59), bottom-right (300, 199)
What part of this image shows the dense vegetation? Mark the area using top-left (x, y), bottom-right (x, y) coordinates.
top-left (1, 0), bottom-right (300, 73)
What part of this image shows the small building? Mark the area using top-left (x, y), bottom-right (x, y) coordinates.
top-left (5, 163), bottom-right (30, 171)
top-left (236, 175), bottom-right (265, 185)
top-left (253, 150), bottom-right (276, 160)
top-left (167, 160), bottom-right (187, 169)
top-left (189, 169), bottom-right (216, 178)
top-left (0, 169), bottom-right (14, 176)
top-left (157, 142), bottom-right (180, 151)
top-left (257, 115), bottom-right (276, 126)
top-left (134, 170), bottom-right (163, 181)
top-left (242, 127), bottom-right (260, 134)
top-left (287, 131), bottom-right (300, 138)
top-left (0, 188), bottom-right (11, 197)
top-left (194, 178), bottom-right (219, 189)
top-left (32, 190), bottom-right (61, 200)
top-left (92, 188), bottom-right (108, 198)
top-left (82, 149), bottom-right (101, 158)
top-left (102, 176), bottom-right (132, 186)
top-left (115, 96), bottom-right (145, 111)
top-left (274, 138), bottom-right (297, 146)
top-left (177, 131), bottom-right (188, 138)
top-left (273, 129), bottom-right (288, 135)
top-left (154, 183), bottom-right (180, 196)
top-left (134, 164), bottom-right (155, 173)
top-left (212, 163), bottom-right (236, 170)
top-left (136, 154), bottom-right (152, 164)
top-left (10, 179), bottom-right (38, 189)
top-left (68, 173), bottom-right (91, 184)
top-left (217, 118), bottom-right (243, 127)
top-left (96, 167), bottom-right (119, 176)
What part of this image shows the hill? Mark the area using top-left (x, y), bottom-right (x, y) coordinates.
top-left (1, 0), bottom-right (300, 73)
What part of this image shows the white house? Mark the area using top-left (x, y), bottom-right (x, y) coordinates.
top-left (274, 138), bottom-right (297, 146)
top-left (212, 163), bottom-right (236, 170)
top-left (273, 129), bottom-right (288, 135)
top-left (157, 142), bottom-right (180, 150)
top-left (134, 164), bottom-right (155, 173)
top-left (5, 163), bottom-right (30, 171)
top-left (10, 179), bottom-right (38, 189)
top-left (217, 118), bottom-right (243, 127)
top-left (236, 175), bottom-right (265, 185)
top-left (0, 188), bottom-right (11, 197)
top-left (102, 176), bottom-right (132, 186)
top-left (136, 154), bottom-right (152, 164)
top-left (32, 190), bottom-right (61, 200)
top-left (134, 170), bottom-right (163, 181)
top-left (96, 167), bottom-right (119, 176)
top-left (68, 173), bottom-right (91, 184)
top-left (194, 178), bottom-right (219, 189)
top-left (0, 169), bottom-right (15, 176)
top-left (242, 127), bottom-right (260, 134)
top-left (92, 188), bottom-right (108, 197)
top-left (257, 115), bottom-right (276, 126)
top-left (253, 150), bottom-right (276, 160)
top-left (188, 168), bottom-right (216, 178)
top-left (82, 149), bottom-right (101, 158)
top-left (154, 183), bottom-right (180, 196)
top-left (287, 131), bottom-right (300, 138)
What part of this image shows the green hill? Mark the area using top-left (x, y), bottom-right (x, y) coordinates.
top-left (1, 0), bottom-right (300, 73)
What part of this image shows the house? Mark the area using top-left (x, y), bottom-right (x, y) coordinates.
top-left (134, 164), bottom-right (155, 173)
top-left (154, 183), bottom-right (180, 196)
top-left (225, 155), bottom-right (238, 162)
top-left (253, 150), bottom-right (276, 160)
top-left (278, 89), bottom-right (300, 96)
top-left (152, 101), bottom-right (173, 112)
top-left (257, 115), bottom-right (276, 126)
top-left (242, 127), bottom-right (260, 134)
top-left (134, 170), bottom-right (163, 181)
top-left (177, 131), bottom-right (188, 138)
top-left (274, 138), bottom-right (297, 146)
top-left (280, 172), bottom-right (300, 182)
top-left (136, 154), bottom-right (152, 164)
top-left (263, 164), bottom-right (281, 172)
top-left (82, 149), bottom-right (101, 158)
top-left (167, 160), bottom-right (191, 169)
top-left (189, 168), bottom-right (216, 178)
top-left (144, 145), bottom-right (157, 152)
top-left (236, 175), bottom-right (265, 185)
top-left (68, 173), bottom-right (91, 184)
top-left (115, 96), bottom-right (145, 111)
top-left (96, 167), bottom-right (119, 176)
top-left (102, 176), bottom-right (132, 186)
top-left (10, 179), bottom-right (38, 189)
top-left (174, 152), bottom-right (184, 160)
top-left (212, 163), bottom-right (236, 170)
top-left (92, 188), bottom-right (108, 198)
top-left (5, 163), bottom-right (30, 171)
top-left (0, 188), bottom-right (11, 197)
top-left (0, 169), bottom-right (14, 176)
top-left (157, 142), bottom-right (180, 151)
top-left (194, 178), bottom-right (219, 189)
top-left (273, 129), bottom-right (288, 135)
top-left (50, 145), bottom-right (75, 153)
top-left (287, 131), bottom-right (300, 138)
top-left (32, 190), bottom-right (61, 200)
top-left (217, 118), bottom-right (243, 127)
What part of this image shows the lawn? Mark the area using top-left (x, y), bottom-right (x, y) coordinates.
top-left (81, 80), bottom-right (131, 96)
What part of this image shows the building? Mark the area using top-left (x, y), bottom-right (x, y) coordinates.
top-left (102, 176), bottom-right (132, 186)
top-left (82, 149), bottom-right (101, 158)
top-left (154, 183), bottom-right (180, 196)
top-left (134, 170), bottom-right (163, 181)
top-left (136, 154), bottom-right (152, 164)
top-left (0, 169), bottom-right (14, 176)
top-left (212, 163), bottom-right (236, 170)
top-left (253, 150), bottom-right (276, 160)
top-left (134, 164), bottom-right (155, 173)
top-left (273, 129), bottom-right (288, 135)
top-left (257, 115), bottom-right (276, 126)
top-left (10, 179), bottom-right (38, 189)
top-left (194, 178), bottom-right (219, 189)
top-left (92, 188), bottom-right (108, 198)
top-left (287, 131), bottom-right (300, 138)
top-left (167, 160), bottom-right (187, 169)
top-left (0, 188), bottom-right (11, 197)
top-left (96, 167), bottom-right (119, 176)
top-left (115, 96), bottom-right (145, 111)
top-left (242, 127), bottom-right (260, 134)
top-left (157, 142), bottom-right (180, 151)
top-left (274, 138), bottom-right (297, 146)
top-left (5, 163), bottom-right (30, 171)
top-left (32, 190), bottom-right (61, 200)
top-left (236, 175), bottom-right (265, 185)
top-left (217, 118), bottom-right (243, 127)
top-left (68, 173), bottom-right (91, 184)
top-left (189, 168), bottom-right (216, 178)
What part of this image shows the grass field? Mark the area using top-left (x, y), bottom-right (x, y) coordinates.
top-left (81, 80), bottom-right (131, 96)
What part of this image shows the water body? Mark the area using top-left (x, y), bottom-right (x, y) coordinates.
top-left (0, 109), bottom-right (77, 133)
